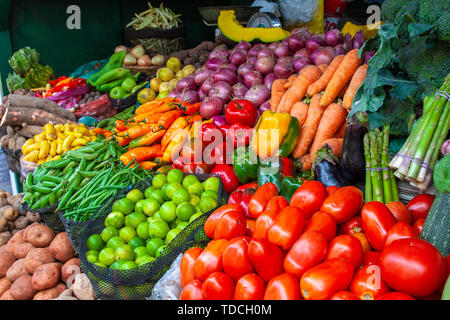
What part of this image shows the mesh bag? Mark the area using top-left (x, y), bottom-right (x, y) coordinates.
top-left (79, 173), bottom-right (228, 300)
top-left (22, 202), bottom-right (65, 232)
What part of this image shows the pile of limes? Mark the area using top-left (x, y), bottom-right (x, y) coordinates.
top-left (85, 169), bottom-right (220, 270)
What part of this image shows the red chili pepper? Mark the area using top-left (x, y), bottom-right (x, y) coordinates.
top-left (280, 157), bottom-right (294, 177)
top-left (211, 164), bottom-right (240, 194)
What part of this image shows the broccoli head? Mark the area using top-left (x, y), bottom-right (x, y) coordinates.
top-left (381, 0), bottom-right (421, 26)
top-left (417, 0), bottom-right (450, 25)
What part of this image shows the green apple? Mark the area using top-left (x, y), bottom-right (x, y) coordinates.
top-left (121, 77), bottom-right (137, 93)
top-left (110, 86), bottom-right (126, 99)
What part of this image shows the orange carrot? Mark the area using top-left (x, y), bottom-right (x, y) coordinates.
top-left (299, 138), bottom-right (343, 171)
top-left (342, 64), bottom-right (368, 110)
top-left (292, 94), bottom-right (325, 158)
top-left (320, 49), bottom-right (363, 107)
top-left (317, 64), bottom-right (328, 73)
top-left (284, 75), bottom-right (297, 89)
top-left (306, 55), bottom-right (344, 97)
top-left (290, 101), bottom-right (309, 127)
top-left (338, 83), bottom-right (349, 98)
top-left (309, 103), bottom-right (347, 155)
top-left (270, 79), bottom-right (288, 111)
top-left (276, 65), bottom-right (322, 114)
top-left (299, 153), bottom-right (315, 171)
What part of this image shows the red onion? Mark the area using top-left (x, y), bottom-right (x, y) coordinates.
top-left (292, 27), bottom-right (312, 39)
top-left (244, 84), bottom-right (270, 107)
top-left (212, 67), bottom-right (237, 85)
top-left (243, 70), bottom-right (263, 88)
top-left (198, 88), bottom-right (206, 101)
top-left (275, 43), bottom-right (291, 58)
top-left (309, 48), bottom-right (322, 65)
top-left (287, 34), bottom-right (306, 51)
top-left (237, 62), bottom-right (255, 77)
top-left (268, 42), bottom-right (279, 51)
top-left (294, 48), bottom-right (310, 60)
top-left (335, 44), bottom-right (345, 56)
top-left (257, 48), bottom-right (274, 59)
top-left (209, 81), bottom-right (232, 103)
top-left (314, 47), bottom-right (335, 65)
top-left (235, 40), bottom-right (251, 51)
top-left (441, 139), bottom-right (450, 156)
top-left (194, 68), bottom-right (212, 85)
top-left (231, 83), bottom-right (248, 100)
top-left (209, 49), bottom-right (229, 60)
top-left (352, 31), bottom-right (365, 49)
top-left (200, 77), bottom-right (213, 95)
top-left (274, 60), bottom-right (294, 79)
top-left (180, 89), bottom-right (200, 103)
top-left (248, 56), bottom-right (257, 65)
top-left (220, 63), bottom-right (237, 73)
top-left (325, 29), bottom-right (343, 46)
top-left (343, 33), bottom-right (353, 52)
top-left (168, 90), bottom-right (180, 98)
top-left (205, 57), bottom-right (228, 70)
top-left (293, 57), bottom-right (311, 73)
top-left (364, 51), bottom-right (376, 64)
top-left (200, 97), bottom-right (224, 119)
top-left (259, 100), bottom-right (271, 113)
top-left (255, 56), bottom-right (275, 75)
top-left (278, 56), bottom-right (293, 64)
top-left (306, 37), bottom-right (326, 54)
top-left (248, 46), bottom-right (263, 57)
top-left (212, 115), bottom-right (227, 127)
top-left (253, 43), bottom-right (267, 50)
top-left (176, 76), bottom-right (197, 92)
top-left (230, 49), bottom-right (247, 66)
top-left (264, 73), bottom-right (278, 91)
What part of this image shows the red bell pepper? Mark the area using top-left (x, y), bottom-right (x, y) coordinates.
top-left (219, 122), bottom-right (253, 148)
top-left (228, 186), bottom-right (257, 218)
top-left (225, 99), bottom-right (258, 127)
top-left (280, 157), bottom-right (294, 177)
top-left (234, 183), bottom-right (259, 192)
top-left (198, 122), bottom-right (223, 147)
top-left (211, 164), bottom-right (240, 194)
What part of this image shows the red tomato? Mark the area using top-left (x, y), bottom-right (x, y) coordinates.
top-left (253, 209), bottom-right (278, 240)
top-left (330, 291), bottom-right (360, 300)
top-left (180, 247), bottom-right (203, 288)
top-left (248, 238), bottom-right (284, 282)
top-left (225, 99), bottom-right (258, 127)
top-left (202, 272), bottom-right (235, 300)
top-left (204, 204), bottom-right (243, 239)
top-left (180, 280), bottom-right (204, 300)
top-left (407, 194), bottom-right (434, 221)
top-left (320, 186), bottom-right (364, 224)
top-left (380, 238), bottom-right (447, 297)
top-left (214, 210), bottom-right (247, 240)
top-left (376, 292), bottom-right (415, 300)
top-left (413, 218), bottom-right (425, 235)
top-left (245, 219), bottom-right (256, 238)
top-left (263, 273), bottom-right (302, 300)
top-left (193, 239), bottom-right (229, 281)
top-left (303, 212), bottom-right (337, 242)
top-left (351, 232), bottom-right (372, 253)
top-left (284, 231), bottom-right (328, 278)
top-left (384, 222), bottom-right (419, 247)
top-left (447, 254), bottom-right (450, 277)
top-left (233, 273), bottom-right (265, 300)
top-left (385, 201), bottom-right (412, 225)
top-left (420, 292), bottom-right (442, 300)
top-left (361, 201), bottom-right (397, 251)
top-left (363, 251), bottom-right (381, 266)
top-left (326, 234), bottom-right (364, 269)
top-left (267, 206), bottom-right (306, 250)
top-left (326, 186), bottom-right (339, 196)
top-left (265, 195), bottom-right (288, 212)
top-left (248, 183), bottom-right (279, 219)
top-left (339, 217), bottom-right (363, 235)
top-left (290, 181), bottom-right (327, 219)
top-left (300, 258), bottom-right (355, 300)
top-left (350, 264), bottom-right (390, 300)
top-left (222, 236), bottom-right (254, 281)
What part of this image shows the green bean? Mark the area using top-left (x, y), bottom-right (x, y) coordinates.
top-left (57, 186), bottom-right (75, 210)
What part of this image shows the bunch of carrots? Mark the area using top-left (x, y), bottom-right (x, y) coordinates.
top-left (94, 97), bottom-right (202, 171)
top-left (270, 49), bottom-right (368, 171)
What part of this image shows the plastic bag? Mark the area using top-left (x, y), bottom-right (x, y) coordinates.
top-left (149, 254), bottom-right (182, 300)
top-left (74, 94), bottom-right (117, 120)
top-left (279, 0), bottom-right (324, 33)
top-left (20, 155), bottom-right (38, 176)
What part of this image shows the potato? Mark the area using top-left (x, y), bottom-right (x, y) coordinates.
top-left (33, 283), bottom-right (67, 300)
top-left (24, 248), bottom-right (55, 274)
top-left (0, 231), bottom-right (11, 246)
top-left (2, 207), bottom-right (19, 221)
top-left (49, 232), bottom-right (75, 263)
top-left (61, 258), bottom-right (80, 284)
top-left (0, 251), bottom-right (16, 278)
top-left (0, 289), bottom-right (14, 300)
top-left (4, 229), bottom-right (26, 254)
top-left (10, 274), bottom-right (36, 300)
top-left (0, 198), bottom-right (9, 208)
top-left (6, 258), bottom-right (29, 282)
top-left (26, 211), bottom-right (41, 223)
top-left (14, 216), bottom-right (29, 230)
top-left (0, 191), bottom-right (10, 199)
top-left (24, 224), bottom-right (55, 247)
top-left (13, 242), bottom-right (34, 259)
top-left (0, 215), bottom-right (7, 232)
top-left (0, 278), bottom-right (11, 297)
top-left (31, 262), bottom-right (61, 291)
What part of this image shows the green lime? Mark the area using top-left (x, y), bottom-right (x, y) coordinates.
top-left (176, 202), bottom-right (196, 221)
top-left (187, 181), bottom-right (203, 196)
top-left (134, 199), bottom-right (145, 214)
top-left (119, 226), bottom-right (137, 243)
top-left (152, 174), bottom-right (168, 189)
top-left (119, 261), bottom-right (138, 269)
top-left (189, 195), bottom-right (201, 207)
top-left (160, 184), bottom-right (170, 201)
top-left (105, 211), bottom-right (125, 229)
top-left (126, 189), bottom-right (144, 203)
top-left (115, 244), bottom-right (135, 261)
top-left (199, 196), bottom-right (219, 213)
top-left (160, 201), bottom-right (177, 222)
top-left (165, 182), bottom-right (182, 200)
top-left (112, 198), bottom-right (135, 215)
top-left (146, 238), bottom-right (165, 257)
top-left (144, 186), bottom-right (156, 199)
top-left (100, 226), bottom-right (118, 243)
top-left (148, 189), bottom-right (165, 204)
top-left (110, 259), bottom-right (127, 270)
top-left (129, 237), bottom-right (146, 249)
top-left (94, 262), bottom-right (107, 268)
top-left (135, 255), bottom-right (156, 266)
top-left (98, 248), bottom-right (116, 266)
top-left (86, 250), bottom-right (99, 263)
top-left (125, 212), bottom-right (147, 228)
top-left (177, 221), bottom-right (189, 230)
top-left (203, 177), bottom-right (220, 192)
top-left (153, 211), bottom-right (161, 219)
top-left (167, 169), bottom-right (184, 184)
top-left (173, 187), bottom-right (190, 205)
top-left (142, 198), bottom-right (160, 217)
top-left (182, 174), bottom-right (199, 189)
top-left (189, 212), bottom-right (203, 223)
top-left (165, 228), bottom-right (181, 244)
top-left (136, 222), bottom-right (150, 240)
top-left (156, 244), bottom-right (168, 258)
top-left (201, 190), bottom-right (218, 201)
top-left (106, 236), bottom-right (125, 250)
top-left (169, 220), bottom-right (177, 229)
top-left (134, 246), bottom-right (149, 258)
top-left (149, 219), bottom-right (170, 239)
top-left (87, 234), bottom-right (104, 251)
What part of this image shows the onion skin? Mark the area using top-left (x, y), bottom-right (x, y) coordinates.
top-left (259, 100), bottom-right (271, 114)
top-left (275, 43), bottom-right (291, 58)
top-left (352, 31), bottom-right (365, 49)
top-left (244, 84), bottom-right (270, 107)
top-left (176, 77), bottom-right (197, 92)
top-left (287, 34), bottom-right (306, 51)
top-left (209, 81), bottom-right (232, 104)
top-left (194, 69), bottom-right (212, 86)
top-left (212, 68), bottom-right (237, 86)
top-left (236, 41), bottom-right (252, 51)
top-left (306, 37), bottom-right (326, 54)
top-left (200, 97), bottom-right (224, 119)
top-left (124, 53), bottom-right (137, 66)
top-left (343, 33), bottom-right (353, 53)
top-left (115, 45), bottom-right (128, 53)
top-left (181, 89), bottom-right (200, 104)
top-left (293, 57), bottom-right (311, 73)
top-left (212, 115), bottom-right (227, 127)
top-left (200, 77), bottom-right (213, 95)
top-left (230, 49), bottom-right (247, 66)
top-left (264, 73), bottom-right (278, 91)
top-left (137, 54), bottom-right (151, 66)
top-left (231, 83), bottom-right (248, 100)
top-left (364, 51), bottom-right (376, 64)
top-left (335, 44), bottom-right (345, 56)
top-left (255, 56), bottom-right (276, 75)
top-left (441, 139), bottom-right (450, 156)
top-left (151, 54), bottom-right (164, 66)
top-left (243, 71), bottom-right (263, 89)
top-left (325, 29), bottom-right (343, 46)
top-left (206, 57), bottom-right (228, 70)
top-left (131, 44), bottom-right (145, 59)
top-left (274, 60), bottom-right (294, 79)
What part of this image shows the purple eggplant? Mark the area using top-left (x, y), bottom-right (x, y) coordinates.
top-left (313, 145), bottom-right (351, 188)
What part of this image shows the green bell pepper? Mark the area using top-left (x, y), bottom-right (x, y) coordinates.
top-left (233, 147), bottom-right (260, 184)
top-left (96, 78), bottom-right (125, 93)
top-left (94, 67), bottom-right (131, 87)
top-left (279, 117), bottom-right (300, 157)
top-left (88, 51), bottom-right (126, 86)
top-left (280, 177), bottom-right (303, 202)
top-left (257, 158), bottom-right (283, 191)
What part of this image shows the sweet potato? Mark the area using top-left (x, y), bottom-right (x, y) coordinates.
top-left (33, 283), bottom-right (67, 300)
top-left (49, 232), bottom-right (75, 263)
top-left (7, 94), bottom-right (76, 121)
top-left (0, 107), bottom-right (69, 127)
top-left (32, 262), bottom-right (61, 291)
top-left (6, 258), bottom-right (29, 282)
top-left (0, 278), bottom-right (11, 297)
top-left (0, 289), bottom-right (14, 300)
top-left (61, 258), bottom-right (80, 284)
top-left (0, 251), bottom-right (16, 278)
top-left (10, 274), bottom-right (36, 300)
top-left (24, 224), bottom-right (55, 248)
top-left (24, 248), bottom-right (55, 274)
top-left (13, 242), bottom-right (34, 259)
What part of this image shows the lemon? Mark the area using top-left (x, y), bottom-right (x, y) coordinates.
top-left (137, 88), bottom-right (156, 104)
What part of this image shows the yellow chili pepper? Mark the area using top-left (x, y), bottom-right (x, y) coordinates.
top-left (39, 141), bottom-right (50, 160)
top-left (52, 155), bottom-right (61, 161)
top-left (49, 140), bottom-right (58, 157)
top-left (22, 143), bottom-right (41, 156)
top-left (55, 124), bottom-right (64, 132)
top-left (44, 124), bottom-right (57, 140)
top-left (56, 138), bottom-right (64, 155)
top-left (162, 127), bottom-right (190, 163)
top-left (63, 134), bottom-right (76, 153)
top-left (71, 138), bottom-right (88, 147)
top-left (23, 150), bottom-right (39, 163)
top-left (21, 139), bottom-right (35, 154)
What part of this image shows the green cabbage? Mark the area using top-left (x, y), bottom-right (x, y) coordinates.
top-left (6, 72), bottom-right (28, 93)
top-left (8, 47), bottom-right (40, 75)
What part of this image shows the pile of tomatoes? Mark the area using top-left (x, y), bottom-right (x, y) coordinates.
top-left (179, 182), bottom-right (448, 300)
